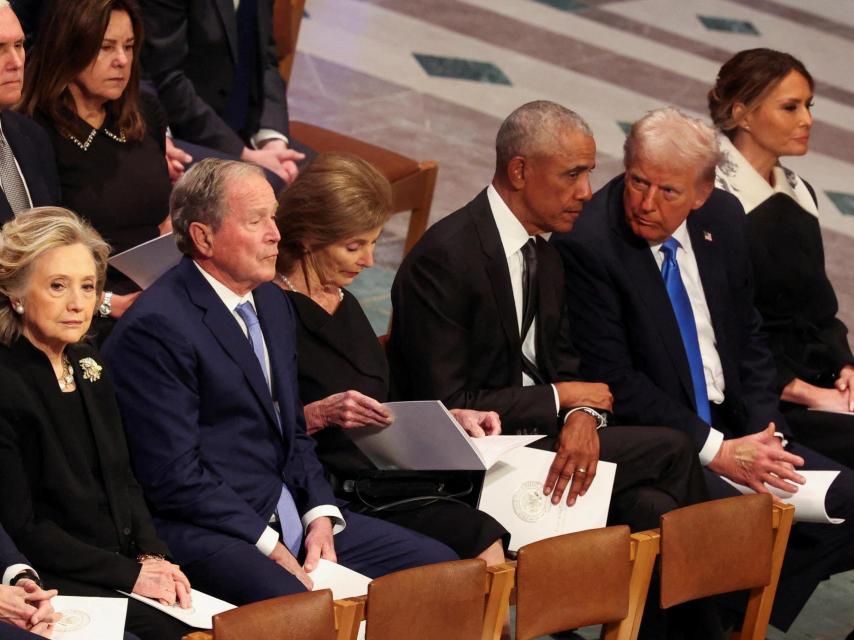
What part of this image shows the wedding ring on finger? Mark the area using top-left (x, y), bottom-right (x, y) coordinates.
top-left (576, 468), bottom-right (587, 474)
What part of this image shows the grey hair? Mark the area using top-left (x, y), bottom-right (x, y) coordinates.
top-left (170, 158), bottom-right (265, 255)
top-left (623, 107), bottom-right (720, 186)
top-left (0, 207), bottom-right (110, 346)
top-left (0, 2), bottom-right (12, 11)
top-left (495, 100), bottom-right (592, 171)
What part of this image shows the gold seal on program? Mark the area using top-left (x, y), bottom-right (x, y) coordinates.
top-left (512, 480), bottom-right (548, 522)
top-left (56, 609), bottom-right (91, 632)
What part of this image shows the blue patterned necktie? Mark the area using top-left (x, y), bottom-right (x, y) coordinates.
top-left (659, 239), bottom-right (712, 424)
top-left (235, 302), bottom-right (302, 554)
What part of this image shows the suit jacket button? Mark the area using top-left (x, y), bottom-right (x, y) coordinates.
top-left (123, 527), bottom-right (131, 535)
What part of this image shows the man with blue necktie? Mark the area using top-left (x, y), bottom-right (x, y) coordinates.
top-left (553, 107), bottom-right (854, 633)
top-left (103, 158), bottom-right (455, 606)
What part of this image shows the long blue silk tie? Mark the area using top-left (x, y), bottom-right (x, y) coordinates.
top-left (659, 239), bottom-right (712, 424)
top-left (235, 302), bottom-right (302, 555)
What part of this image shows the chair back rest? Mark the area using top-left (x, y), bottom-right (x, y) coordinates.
top-left (515, 525), bottom-right (632, 640)
top-left (659, 493), bottom-right (773, 608)
top-left (213, 589), bottom-right (337, 640)
top-left (273, 0), bottom-right (306, 83)
top-left (364, 559), bottom-right (487, 640)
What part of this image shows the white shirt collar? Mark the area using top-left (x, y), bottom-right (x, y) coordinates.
top-left (193, 261), bottom-right (256, 312)
top-left (487, 184), bottom-right (549, 257)
top-left (715, 134), bottom-right (818, 217)
top-left (649, 219), bottom-right (692, 256)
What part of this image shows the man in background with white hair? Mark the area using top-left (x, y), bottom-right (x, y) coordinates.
top-left (0, 1), bottom-right (59, 223)
top-left (554, 106), bottom-right (854, 633)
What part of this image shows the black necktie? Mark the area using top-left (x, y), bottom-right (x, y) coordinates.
top-left (520, 238), bottom-right (537, 340)
top-left (520, 238), bottom-right (545, 384)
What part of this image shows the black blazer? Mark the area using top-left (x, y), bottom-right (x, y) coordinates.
top-left (389, 189), bottom-right (580, 435)
top-left (553, 175), bottom-right (787, 450)
top-left (744, 191), bottom-right (854, 390)
top-left (287, 289), bottom-right (387, 474)
top-left (0, 110), bottom-right (61, 223)
top-left (0, 339), bottom-right (168, 592)
top-left (140, 0), bottom-right (289, 156)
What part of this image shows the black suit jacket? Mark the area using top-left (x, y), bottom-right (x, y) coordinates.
top-left (0, 110), bottom-right (61, 223)
top-left (140, 0), bottom-right (289, 156)
top-left (0, 339), bottom-right (168, 592)
top-left (553, 175), bottom-right (788, 450)
top-left (389, 189), bottom-right (580, 435)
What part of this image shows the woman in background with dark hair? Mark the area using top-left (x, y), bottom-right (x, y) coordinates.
top-left (19, 0), bottom-right (171, 331)
top-left (710, 48), bottom-right (854, 468)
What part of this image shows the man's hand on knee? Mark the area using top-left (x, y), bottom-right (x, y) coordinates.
top-left (303, 517), bottom-right (337, 573)
top-left (544, 412), bottom-right (600, 506)
top-left (709, 423), bottom-right (806, 495)
top-left (269, 542), bottom-right (313, 590)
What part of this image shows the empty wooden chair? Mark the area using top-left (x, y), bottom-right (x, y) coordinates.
top-left (357, 558), bottom-right (488, 639)
top-left (273, 0), bottom-right (439, 255)
top-left (510, 525), bottom-right (658, 640)
top-left (658, 494), bottom-right (794, 640)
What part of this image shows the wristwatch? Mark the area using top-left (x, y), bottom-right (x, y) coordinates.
top-left (10, 569), bottom-right (42, 588)
top-left (99, 291), bottom-right (113, 317)
top-left (565, 406), bottom-right (608, 430)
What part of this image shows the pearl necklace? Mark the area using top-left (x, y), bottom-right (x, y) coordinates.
top-left (278, 273), bottom-right (343, 302)
top-left (57, 354), bottom-right (75, 391)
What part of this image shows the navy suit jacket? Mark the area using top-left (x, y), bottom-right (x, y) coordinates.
top-left (389, 189), bottom-right (580, 435)
top-left (0, 523), bottom-right (26, 575)
top-left (0, 110), bottom-right (61, 223)
top-left (102, 257), bottom-right (334, 566)
top-left (553, 175), bottom-right (788, 450)
top-left (140, 0), bottom-right (289, 157)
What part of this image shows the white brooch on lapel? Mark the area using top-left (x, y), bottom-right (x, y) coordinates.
top-left (703, 231), bottom-right (713, 242)
top-left (78, 357), bottom-right (102, 382)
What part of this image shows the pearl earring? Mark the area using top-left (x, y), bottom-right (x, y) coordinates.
top-left (13, 302), bottom-right (23, 314)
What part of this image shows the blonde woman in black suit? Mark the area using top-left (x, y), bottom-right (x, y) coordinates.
top-left (0, 208), bottom-right (192, 640)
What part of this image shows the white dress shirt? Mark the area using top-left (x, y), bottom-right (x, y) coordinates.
top-left (487, 185), bottom-right (560, 414)
top-left (2, 564), bottom-right (37, 586)
top-left (194, 263), bottom-right (344, 556)
top-left (648, 222), bottom-right (725, 465)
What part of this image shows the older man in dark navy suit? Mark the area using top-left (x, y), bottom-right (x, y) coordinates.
top-left (104, 158), bottom-right (455, 606)
top-left (0, 2), bottom-right (59, 223)
top-left (554, 107), bottom-right (854, 632)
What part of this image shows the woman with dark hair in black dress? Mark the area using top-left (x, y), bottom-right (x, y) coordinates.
top-left (710, 48), bottom-right (854, 468)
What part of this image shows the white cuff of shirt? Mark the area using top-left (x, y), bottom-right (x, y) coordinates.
top-left (255, 505), bottom-right (346, 557)
top-left (698, 428), bottom-right (725, 466)
top-left (3, 564), bottom-right (37, 586)
top-left (550, 384), bottom-right (560, 415)
top-left (302, 505), bottom-right (345, 534)
top-left (251, 129), bottom-right (289, 149)
top-left (256, 526), bottom-right (280, 557)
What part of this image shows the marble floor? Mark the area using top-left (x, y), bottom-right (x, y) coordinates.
top-left (288, 1), bottom-right (854, 637)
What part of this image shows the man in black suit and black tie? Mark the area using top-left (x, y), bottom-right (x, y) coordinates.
top-left (553, 106), bottom-right (854, 633)
top-left (0, 1), bottom-right (59, 223)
